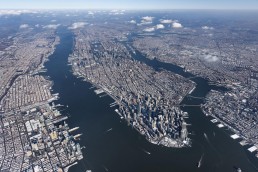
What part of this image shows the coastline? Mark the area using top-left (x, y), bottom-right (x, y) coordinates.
top-left (70, 64), bottom-right (192, 148)
top-left (201, 106), bottom-right (258, 160)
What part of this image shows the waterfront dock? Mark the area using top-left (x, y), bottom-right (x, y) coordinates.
top-left (231, 134), bottom-right (240, 140)
top-left (94, 88), bottom-right (105, 95)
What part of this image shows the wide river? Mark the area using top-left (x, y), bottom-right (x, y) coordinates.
top-left (43, 28), bottom-right (258, 172)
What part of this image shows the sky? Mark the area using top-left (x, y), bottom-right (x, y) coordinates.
top-left (0, 0), bottom-right (258, 10)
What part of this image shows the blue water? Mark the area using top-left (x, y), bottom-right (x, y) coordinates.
top-left (43, 24), bottom-right (258, 172)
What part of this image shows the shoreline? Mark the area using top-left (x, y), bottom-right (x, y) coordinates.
top-left (71, 68), bottom-right (191, 148)
top-left (201, 107), bottom-right (258, 160)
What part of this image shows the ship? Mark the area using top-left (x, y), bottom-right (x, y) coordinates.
top-left (106, 128), bottom-right (113, 132)
top-left (141, 148), bottom-right (151, 155)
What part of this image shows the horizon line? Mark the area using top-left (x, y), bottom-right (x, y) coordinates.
top-left (0, 8), bottom-right (258, 11)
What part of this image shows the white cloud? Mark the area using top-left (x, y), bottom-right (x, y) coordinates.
top-left (142, 24), bottom-right (165, 32)
top-left (156, 24), bottom-right (165, 29)
top-left (114, 12), bottom-right (124, 15)
top-left (129, 20), bottom-right (136, 24)
top-left (88, 11), bottom-right (94, 15)
top-left (143, 27), bottom-right (155, 32)
top-left (138, 21), bottom-right (152, 26)
top-left (202, 26), bottom-right (214, 30)
top-left (204, 55), bottom-right (219, 62)
top-left (109, 10), bottom-right (124, 15)
top-left (142, 16), bottom-right (154, 22)
top-left (35, 24), bottom-right (40, 28)
top-left (140, 16), bottom-right (154, 25)
top-left (19, 24), bottom-right (29, 29)
top-left (43, 24), bottom-right (60, 29)
top-left (111, 9), bottom-right (119, 12)
top-left (160, 19), bottom-right (173, 24)
top-left (0, 10), bottom-right (36, 15)
top-left (68, 22), bottom-right (87, 29)
top-left (172, 22), bottom-right (183, 28)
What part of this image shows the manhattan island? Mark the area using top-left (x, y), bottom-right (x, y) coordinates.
top-left (69, 27), bottom-right (196, 148)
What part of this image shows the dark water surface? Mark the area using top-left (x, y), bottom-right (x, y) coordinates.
top-left (43, 28), bottom-right (258, 172)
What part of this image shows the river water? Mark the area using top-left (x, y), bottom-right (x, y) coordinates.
top-left (43, 28), bottom-right (258, 172)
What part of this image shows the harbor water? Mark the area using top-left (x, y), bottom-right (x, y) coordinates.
top-left (43, 28), bottom-right (258, 172)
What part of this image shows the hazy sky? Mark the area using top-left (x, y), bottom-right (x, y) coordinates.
top-left (0, 0), bottom-right (258, 10)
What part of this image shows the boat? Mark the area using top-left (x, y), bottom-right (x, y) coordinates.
top-left (106, 128), bottom-right (113, 132)
top-left (237, 168), bottom-right (242, 172)
top-left (142, 148), bottom-right (151, 155)
top-left (145, 151), bottom-right (151, 155)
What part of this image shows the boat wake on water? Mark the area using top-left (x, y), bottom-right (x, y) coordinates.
top-left (204, 133), bottom-right (210, 143)
top-left (141, 148), bottom-right (151, 155)
top-left (203, 132), bottom-right (224, 167)
top-left (197, 154), bottom-right (204, 168)
top-left (103, 165), bottom-right (109, 171)
top-left (105, 128), bottom-right (113, 133)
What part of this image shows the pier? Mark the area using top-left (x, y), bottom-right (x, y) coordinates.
top-left (94, 89), bottom-right (104, 95)
top-left (110, 102), bottom-right (118, 107)
top-left (69, 127), bottom-right (80, 132)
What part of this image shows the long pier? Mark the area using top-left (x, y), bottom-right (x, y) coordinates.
top-left (110, 102), bottom-right (118, 107)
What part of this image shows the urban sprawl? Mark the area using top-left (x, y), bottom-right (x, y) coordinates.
top-left (0, 10), bottom-right (258, 172)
